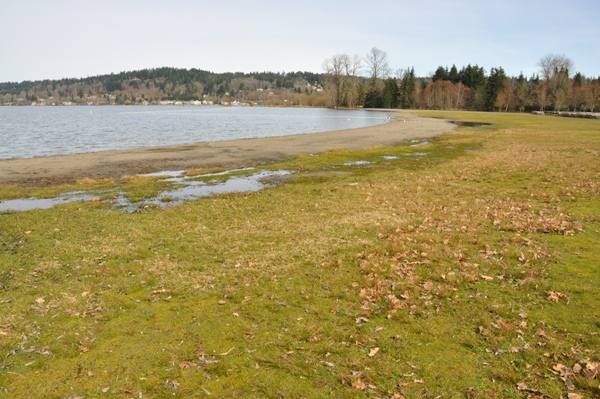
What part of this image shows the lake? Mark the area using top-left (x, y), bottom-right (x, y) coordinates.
top-left (0, 106), bottom-right (391, 160)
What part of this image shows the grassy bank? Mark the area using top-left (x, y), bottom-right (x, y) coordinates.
top-left (1, 112), bottom-right (599, 398)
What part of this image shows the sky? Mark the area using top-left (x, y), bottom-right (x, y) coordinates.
top-left (1, 0), bottom-right (599, 83)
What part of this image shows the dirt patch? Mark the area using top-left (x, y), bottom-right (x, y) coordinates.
top-left (0, 111), bottom-right (454, 186)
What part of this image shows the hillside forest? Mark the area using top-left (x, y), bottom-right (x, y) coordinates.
top-left (1, 50), bottom-right (598, 113)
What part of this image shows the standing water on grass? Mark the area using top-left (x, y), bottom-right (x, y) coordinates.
top-left (0, 106), bottom-right (390, 160)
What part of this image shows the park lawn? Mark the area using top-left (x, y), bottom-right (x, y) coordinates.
top-left (0, 111), bottom-right (599, 398)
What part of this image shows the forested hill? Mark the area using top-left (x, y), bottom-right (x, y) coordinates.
top-left (0, 68), bottom-right (325, 106)
top-left (2, 54), bottom-right (598, 112)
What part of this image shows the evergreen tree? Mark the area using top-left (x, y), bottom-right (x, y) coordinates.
top-left (458, 64), bottom-right (486, 89)
top-left (432, 66), bottom-right (448, 82)
top-left (364, 82), bottom-right (383, 108)
top-left (382, 78), bottom-right (399, 108)
top-left (484, 67), bottom-right (506, 111)
top-left (399, 67), bottom-right (417, 108)
top-left (515, 73), bottom-right (529, 112)
top-left (448, 64), bottom-right (459, 84)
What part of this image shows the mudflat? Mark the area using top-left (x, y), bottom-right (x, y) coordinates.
top-left (0, 110), bottom-right (454, 185)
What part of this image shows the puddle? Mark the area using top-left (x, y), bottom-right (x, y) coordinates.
top-left (343, 161), bottom-right (372, 166)
top-left (382, 156), bottom-right (400, 160)
top-left (0, 170), bottom-right (292, 212)
top-left (450, 121), bottom-right (492, 127)
top-left (139, 170), bottom-right (186, 177)
top-left (0, 197), bottom-right (70, 212)
top-left (410, 140), bottom-right (430, 147)
top-left (140, 170), bottom-right (291, 209)
top-left (0, 192), bottom-right (106, 212)
top-left (397, 152), bottom-right (430, 157)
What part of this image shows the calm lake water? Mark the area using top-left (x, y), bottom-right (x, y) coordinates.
top-left (0, 106), bottom-right (390, 160)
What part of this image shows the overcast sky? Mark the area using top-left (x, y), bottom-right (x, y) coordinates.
top-left (1, 0), bottom-right (598, 82)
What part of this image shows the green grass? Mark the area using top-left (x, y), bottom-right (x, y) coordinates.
top-left (0, 174), bottom-right (180, 204)
top-left (1, 112), bottom-right (599, 398)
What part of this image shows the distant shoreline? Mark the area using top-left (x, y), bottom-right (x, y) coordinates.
top-left (0, 110), bottom-right (455, 186)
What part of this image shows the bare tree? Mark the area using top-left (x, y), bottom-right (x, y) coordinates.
top-left (455, 82), bottom-right (463, 109)
top-left (537, 54), bottom-right (574, 111)
top-left (551, 69), bottom-right (571, 111)
top-left (503, 76), bottom-right (516, 112)
top-left (537, 54), bottom-right (574, 81)
top-left (323, 54), bottom-right (345, 108)
top-left (323, 53), bottom-right (362, 108)
top-left (341, 54), bottom-right (362, 107)
top-left (364, 47), bottom-right (390, 81)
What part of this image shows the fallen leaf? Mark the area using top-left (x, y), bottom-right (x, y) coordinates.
top-left (355, 317), bottom-right (369, 324)
top-left (516, 382), bottom-right (544, 395)
top-left (322, 362), bottom-right (335, 368)
top-left (102, 387), bottom-right (110, 393)
top-left (563, 378), bottom-right (576, 390)
top-left (81, 291), bottom-right (90, 298)
top-left (567, 394), bottom-right (582, 399)
top-left (509, 347), bottom-right (520, 353)
top-left (547, 290), bottom-right (568, 302)
top-left (536, 329), bottom-right (547, 337)
top-left (553, 363), bottom-right (573, 377)
top-left (583, 361), bottom-right (599, 379)
top-left (217, 300), bottom-right (227, 305)
top-left (35, 297), bottom-right (45, 304)
top-left (232, 312), bottom-right (239, 317)
top-left (151, 289), bottom-right (173, 296)
top-left (519, 321), bottom-right (528, 328)
top-left (368, 347), bottom-right (380, 357)
top-left (352, 379), bottom-right (366, 391)
top-left (516, 382), bottom-right (529, 391)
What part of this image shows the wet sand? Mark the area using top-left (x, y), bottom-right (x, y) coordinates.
top-left (0, 110), bottom-right (454, 186)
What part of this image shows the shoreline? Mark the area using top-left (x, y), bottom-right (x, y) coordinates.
top-left (0, 110), bottom-right (455, 186)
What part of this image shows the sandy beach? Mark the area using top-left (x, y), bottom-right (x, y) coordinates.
top-left (0, 110), bottom-right (454, 185)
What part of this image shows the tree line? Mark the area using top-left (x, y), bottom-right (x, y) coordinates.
top-left (2, 53), bottom-right (598, 112)
top-left (323, 49), bottom-right (599, 112)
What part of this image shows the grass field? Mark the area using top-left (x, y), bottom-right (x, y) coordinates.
top-left (1, 111), bottom-right (599, 398)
